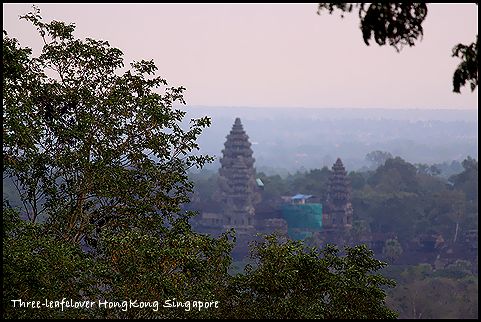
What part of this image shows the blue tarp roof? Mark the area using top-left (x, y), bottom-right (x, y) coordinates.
top-left (256, 178), bottom-right (264, 187)
top-left (291, 194), bottom-right (312, 200)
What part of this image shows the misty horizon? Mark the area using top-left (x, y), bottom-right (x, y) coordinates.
top-left (182, 106), bottom-right (477, 174)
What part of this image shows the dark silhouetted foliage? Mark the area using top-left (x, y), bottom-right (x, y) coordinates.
top-left (317, 3), bottom-right (478, 94)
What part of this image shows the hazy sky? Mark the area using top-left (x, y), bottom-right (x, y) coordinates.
top-left (3, 3), bottom-right (478, 109)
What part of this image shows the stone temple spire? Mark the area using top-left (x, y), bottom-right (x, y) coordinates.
top-left (324, 158), bottom-right (353, 229)
top-left (218, 117), bottom-right (260, 228)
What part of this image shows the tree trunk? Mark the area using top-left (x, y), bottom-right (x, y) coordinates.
top-left (453, 221), bottom-right (459, 244)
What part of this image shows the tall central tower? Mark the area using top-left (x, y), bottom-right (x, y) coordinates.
top-left (218, 118), bottom-right (260, 229)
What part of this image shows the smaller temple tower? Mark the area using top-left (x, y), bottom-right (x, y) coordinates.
top-left (323, 158), bottom-right (353, 230)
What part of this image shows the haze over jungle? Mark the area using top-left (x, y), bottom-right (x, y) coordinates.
top-left (184, 106), bottom-right (478, 174)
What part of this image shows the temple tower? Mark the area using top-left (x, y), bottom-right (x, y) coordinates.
top-left (324, 158), bottom-right (353, 230)
top-left (218, 118), bottom-right (260, 229)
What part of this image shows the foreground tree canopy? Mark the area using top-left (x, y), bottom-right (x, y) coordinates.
top-left (317, 3), bottom-right (478, 94)
top-left (3, 7), bottom-right (214, 243)
top-left (3, 7), bottom-right (397, 319)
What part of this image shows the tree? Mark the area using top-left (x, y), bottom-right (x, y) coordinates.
top-left (449, 156), bottom-right (478, 201)
top-left (348, 171), bottom-right (367, 190)
top-left (218, 235), bottom-right (398, 319)
top-left (3, 6), bottom-right (213, 246)
top-left (317, 3), bottom-right (478, 93)
top-left (387, 263), bottom-right (478, 319)
top-left (452, 36), bottom-right (478, 93)
top-left (95, 219), bottom-right (234, 319)
top-left (349, 219), bottom-right (371, 244)
top-left (3, 204), bottom-right (100, 319)
top-left (382, 238), bottom-right (403, 263)
top-left (290, 167), bottom-right (330, 200)
top-left (365, 150), bottom-right (393, 169)
top-left (415, 163), bottom-right (441, 176)
top-left (368, 157), bottom-right (418, 193)
top-left (423, 189), bottom-right (467, 247)
top-left (3, 7), bottom-right (232, 319)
